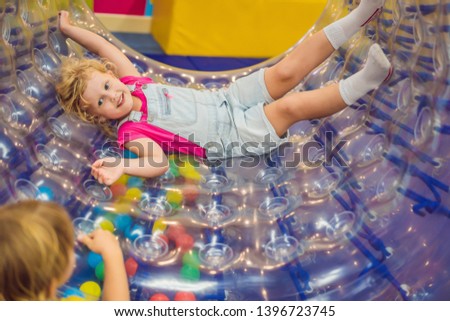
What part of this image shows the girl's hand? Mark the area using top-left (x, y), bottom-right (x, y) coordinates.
top-left (91, 157), bottom-right (125, 186)
top-left (78, 229), bottom-right (122, 258)
top-left (58, 10), bottom-right (72, 35)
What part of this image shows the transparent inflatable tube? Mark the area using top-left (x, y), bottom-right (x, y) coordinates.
top-left (0, 0), bottom-right (449, 300)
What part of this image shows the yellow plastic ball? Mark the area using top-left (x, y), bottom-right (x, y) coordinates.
top-left (99, 219), bottom-right (115, 233)
top-left (61, 295), bottom-right (86, 301)
top-left (166, 189), bottom-right (183, 205)
top-left (80, 281), bottom-right (102, 301)
top-left (116, 174), bottom-right (130, 185)
top-left (152, 218), bottom-right (167, 233)
top-left (124, 187), bottom-right (143, 202)
top-left (179, 163), bottom-right (201, 181)
top-left (113, 200), bottom-right (133, 213)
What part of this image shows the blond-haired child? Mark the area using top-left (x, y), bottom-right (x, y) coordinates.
top-left (0, 200), bottom-right (129, 300)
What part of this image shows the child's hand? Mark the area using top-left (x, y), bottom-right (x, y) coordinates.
top-left (58, 10), bottom-right (72, 35)
top-left (78, 229), bottom-right (122, 258)
top-left (91, 157), bottom-right (125, 186)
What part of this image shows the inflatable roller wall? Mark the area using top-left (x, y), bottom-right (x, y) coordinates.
top-left (0, 0), bottom-right (449, 300)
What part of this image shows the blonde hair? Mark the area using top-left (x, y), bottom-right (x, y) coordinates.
top-left (0, 200), bottom-right (74, 301)
top-left (56, 57), bottom-right (117, 136)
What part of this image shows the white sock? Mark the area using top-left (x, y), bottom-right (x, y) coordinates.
top-left (324, 0), bottom-right (385, 49)
top-left (339, 43), bottom-right (392, 106)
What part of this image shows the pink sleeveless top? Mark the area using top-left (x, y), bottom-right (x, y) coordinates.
top-left (117, 76), bottom-right (207, 158)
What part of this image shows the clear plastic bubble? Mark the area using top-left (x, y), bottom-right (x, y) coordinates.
top-left (132, 234), bottom-right (169, 262)
top-left (264, 235), bottom-right (303, 263)
top-left (138, 197), bottom-right (173, 219)
top-left (73, 217), bottom-right (96, 238)
top-left (199, 243), bottom-right (234, 269)
top-left (83, 179), bottom-right (112, 202)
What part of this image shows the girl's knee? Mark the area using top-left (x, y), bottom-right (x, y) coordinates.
top-left (268, 64), bottom-right (296, 84)
top-left (276, 95), bottom-right (303, 118)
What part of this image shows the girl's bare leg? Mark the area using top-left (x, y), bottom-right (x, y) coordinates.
top-left (265, 83), bottom-right (345, 137)
top-left (264, 31), bottom-right (334, 100)
top-left (264, 0), bottom-right (385, 100)
top-left (265, 43), bottom-right (392, 137)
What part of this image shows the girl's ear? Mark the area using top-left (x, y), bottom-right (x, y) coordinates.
top-left (106, 70), bottom-right (115, 77)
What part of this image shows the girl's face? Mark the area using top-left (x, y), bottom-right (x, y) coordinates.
top-left (82, 70), bottom-right (134, 120)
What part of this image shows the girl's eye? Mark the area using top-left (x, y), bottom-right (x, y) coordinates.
top-left (98, 98), bottom-right (103, 107)
top-left (105, 82), bottom-right (110, 90)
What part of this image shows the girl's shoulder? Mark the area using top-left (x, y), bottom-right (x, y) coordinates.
top-left (120, 75), bottom-right (154, 86)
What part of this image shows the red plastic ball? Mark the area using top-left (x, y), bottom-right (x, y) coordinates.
top-left (166, 224), bottom-right (186, 241)
top-left (110, 183), bottom-right (127, 198)
top-left (150, 293), bottom-right (170, 301)
top-left (175, 233), bottom-right (194, 253)
top-left (182, 184), bottom-right (200, 203)
top-left (125, 257), bottom-right (138, 277)
top-left (174, 292), bottom-right (196, 301)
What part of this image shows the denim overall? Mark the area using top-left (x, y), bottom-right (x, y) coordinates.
top-left (117, 70), bottom-right (288, 160)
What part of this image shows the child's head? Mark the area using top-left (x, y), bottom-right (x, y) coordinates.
top-left (56, 58), bottom-right (132, 134)
top-left (0, 200), bottom-right (75, 300)
top-left (57, 58), bottom-right (114, 121)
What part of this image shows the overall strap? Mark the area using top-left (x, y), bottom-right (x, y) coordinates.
top-left (117, 110), bottom-right (143, 129)
top-left (116, 80), bottom-right (150, 129)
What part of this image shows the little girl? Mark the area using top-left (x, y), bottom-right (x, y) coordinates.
top-left (56, 0), bottom-right (391, 186)
top-left (0, 200), bottom-right (129, 300)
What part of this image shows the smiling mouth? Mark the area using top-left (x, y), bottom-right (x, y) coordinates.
top-left (117, 93), bottom-right (124, 108)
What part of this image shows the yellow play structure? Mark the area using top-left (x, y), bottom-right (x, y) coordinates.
top-left (151, 0), bottom-right (328, 57)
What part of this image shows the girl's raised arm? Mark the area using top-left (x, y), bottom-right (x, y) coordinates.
top-left (58, 10), bottom-right (140, 78)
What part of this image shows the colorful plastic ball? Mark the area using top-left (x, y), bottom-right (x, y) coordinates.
top-left (169, 201), bottom-right (181, 211)
top-left (182, 184), bottom-right (200, 203)
top-left (180, 155), bottom-right (199, 167)
top-left (92, 206), bottom-right (108, 216)
top-left (125, 224), bottom-right (146, 241)
top-left (166, 189), bottom-right (183, 206)
top-left (60, 287), bottom-right (86, 299)
top-left (103, 213), bottom-right (118, 223)
top-left (182, 251), bottom-right (200, 268)
top-left (113, 200), bottom-right (133, 213)
top-left (180, 264), bottom-right (200, 281)
top-left (87, 251), bottom-right (103, 269)
top-left (110, 183), bottom-right (127, 198)
top-left (152, 218), bottom-right (167, 233)
top-left (168, 157), bottom-right (180, 177)
top-left (174, 292), bottom-right (196, 301)
top-left (123, 149), bottom-right (138, 159)
top-left (125, 257), bottom-right (139, 277)
top-left (115, 215), bottom-right (133, 233)
top-left (37, 185), bottom-right (54, 201)
top-left (124, 187), bottom-right (143, 202)
top-left (95, 261), bottom-right (105, 281)
top-left (99, 218), bottom-right (115, 233)
top-left (179, 164), bottom-right (201, 181)
top-left (61, 295), bottom-right (86, 301)
top-left (149, 293), bottom-right (170, 301)
top-left (80, 281), bottom-right (102, 301)
top-left (116, 174), bottom-right (130, 185)
top-left (175, 233), bottom-right (194, 253)
top-left (127, 176), bottom-right (144, 188)
top-left (166, 225), bottom-right (186, 241)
